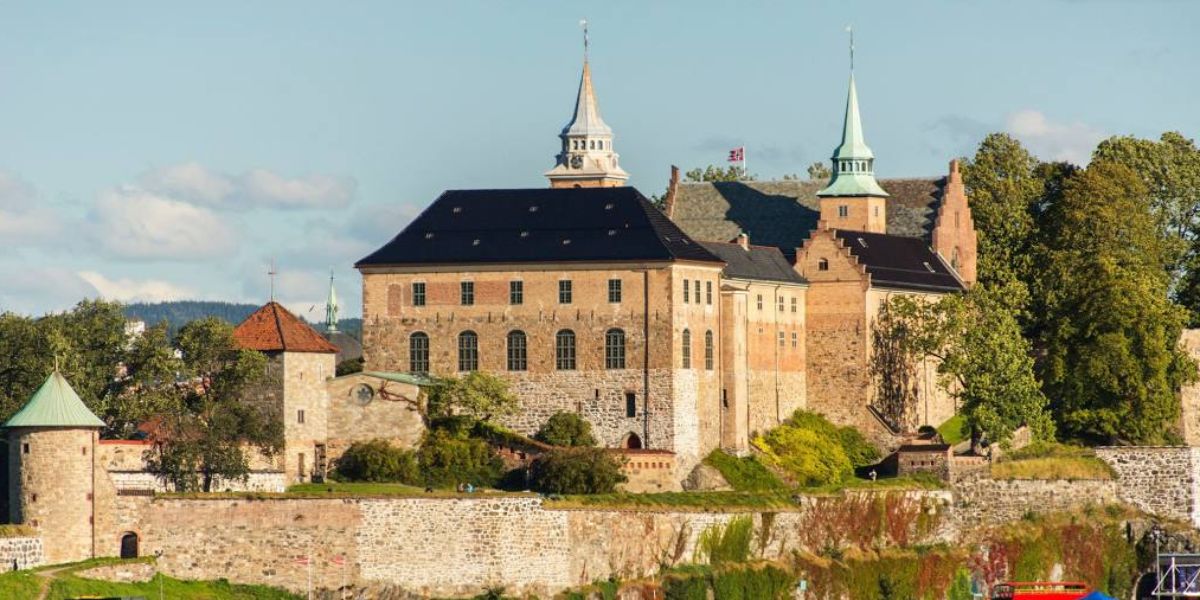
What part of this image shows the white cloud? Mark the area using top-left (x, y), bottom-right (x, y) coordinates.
top-left (77, 271), bottom-right (196, 303)
top-left (88, 186), bottom-right (238, 260)
top-left (138, 162), bottom-right (356, 210)
top-left (1005, 109), bottom-right (1105, 165)
top-left (0, 171), bottom-right (63, 245)
top-left (0, 266), bottom-right (98, 315)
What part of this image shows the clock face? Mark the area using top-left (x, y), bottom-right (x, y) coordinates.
top-left (570, 155), bottom-right (584, 169)
top-left (352, 383), bottom-right (374, 406)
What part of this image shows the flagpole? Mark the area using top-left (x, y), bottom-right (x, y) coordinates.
top-left (743, 144), bottom-right (747, 180)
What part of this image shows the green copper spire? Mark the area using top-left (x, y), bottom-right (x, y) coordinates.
top-left (325, 270), bottom-right (339, 334)
top-left (4, 371), bottom-right (105, 429)
top-left (817, 73), bottom-right (889, 198)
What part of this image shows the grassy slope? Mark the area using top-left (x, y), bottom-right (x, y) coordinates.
top-left (991, 442), bottom-right (1116, 480)
top-left (0, 558), bottom-right (299, 600)
top-left (702, 450), bottom-right (788, 492)
top-left (937, 415), bottom-right (968, 445)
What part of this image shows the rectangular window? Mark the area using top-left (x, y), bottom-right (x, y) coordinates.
top-left (460, 281), bottom-right (474, 305)
top-left (558, 280), bottom-right (573, 304)
top-left (777, 296), bottom-right (785, 311)
top-left (509, 280), bottom-right (523, 305)
top-left (838, 205), bottom-right (849, 218)
top-left (791, 332), bottom-right (798, 348)
top-left (706, 281), bottom-right (712, 305)
top-left (22, 443), bottom-right (28, 455)
top-left (683, 278), bottom-right (690, 303)
top-left (412, 282), bottom-right (426, 306)
top-left (625, 392), bottom-right (637, 418)
top-left (694, 280), bottom-right (700, 304)
top-left (756, 294), bottom-right (763, 310)
top-left (791, 297), bottom-right (798, 313)
top-left (297, 409), bottom-right (305, 424)
top-left (778, 331), bottom-right (785, 347)
top-left (608, 279), bottom-right (622, 303)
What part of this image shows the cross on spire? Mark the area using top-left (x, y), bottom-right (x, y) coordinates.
top-left (580, 19), bottom-right (589, 61)
top-left (268, 259), bottom-right (277, 301)
top-left (846, 25), bottom-right (855, 71)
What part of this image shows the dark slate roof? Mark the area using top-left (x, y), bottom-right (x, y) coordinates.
top-left (835, 231), bottom-right (964, 292)
top-left (669, 178), bottom-right (944, 255)
top-left (356, 187), bottom-right (722, 267)
top-left (697, 241), bottom-right (806, 285)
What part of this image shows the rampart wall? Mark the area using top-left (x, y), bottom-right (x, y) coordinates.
top-left (1096, 446), bottom-right (1200, 527)
top-left (0, 536), bottom-right (42, 570)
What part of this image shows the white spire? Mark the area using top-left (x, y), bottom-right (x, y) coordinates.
top-left (324, 270), bottom-right (339, 333)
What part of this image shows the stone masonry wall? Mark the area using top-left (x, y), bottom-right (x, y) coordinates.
top-left (952, 472), bottom-right (1120, 529)
top-left (0, 537), bottom-right (43, 570)
top-left (1096, 446), bottom-right (1200, 526)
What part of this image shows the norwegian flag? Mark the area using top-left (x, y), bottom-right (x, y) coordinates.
top-left (727, 147), bottom-right (744, 163)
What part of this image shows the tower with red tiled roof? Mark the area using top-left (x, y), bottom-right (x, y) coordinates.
top-left (234, 302), bottom-right (337, 484)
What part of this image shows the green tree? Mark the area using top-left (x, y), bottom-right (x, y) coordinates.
top-left (1035, 161), bottom-right (1196, 443)
top-left (960, 134), bottom-right (1044, 311)
top-left (684, 164), bottom-right (753, 182)
top-left (806, 161), bottom-right (831, 181)
top-left (530, 447), bottom-right (626, 494)
top-left (144, 317), bottom-right (283, 491)
top-left (336, 439), bottom-right (418, 483)
top-left (425, 372), bottom-right (518, 423)
top-left (416, 428), bottom-right (505, 488)
top-left (876, 288), bottom-right (1052, 447)
top-left (534, 412), bottom-right (596, 447)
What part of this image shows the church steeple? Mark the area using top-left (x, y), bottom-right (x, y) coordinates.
top-left (817, 74), bottom-right (889, 199)
top-left (545, 21), bottom-right (629, 188)
top-left (324, 270), bottom-right (339, 334)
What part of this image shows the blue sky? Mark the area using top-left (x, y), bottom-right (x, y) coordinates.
top-left (1, 1), bottom-right (1197, 318)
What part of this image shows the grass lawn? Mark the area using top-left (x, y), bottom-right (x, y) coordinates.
top-left (702, 450), bottom-right (788, 492)
top-left (937, 415), bottom-right (968, 445)
top-left (285, 481), bottom-right (539, 498)
top-left (0, 557), bottom-right (299, 600)
top-left (990, 442), bottom-right (1116, 480)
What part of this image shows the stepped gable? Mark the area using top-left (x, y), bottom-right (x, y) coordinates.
top-left (697, 240), bottom-right (806, 284)
top-left (233, 301), bottom-right (339, 354)
top-left (668, 178), bottom-right (943, 255)
top-left (356, 186), bottom-right (722, 267)
top-left (835, 230), bottom-right (964, 292)
top-left (4, 371), bottom-right (105, 429)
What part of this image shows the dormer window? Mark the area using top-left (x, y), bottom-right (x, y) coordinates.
top-left (818, 258), bottom-right (830, 271)
top-left (923, 262), bottom-right (936, 273)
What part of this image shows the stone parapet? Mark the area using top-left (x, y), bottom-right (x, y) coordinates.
top-left (0, 536), bottom-right (43, 570)
top-left (952, 472), bottom-right (1120, 529)
top-left (1096, 446), bottom-right (1200, 526)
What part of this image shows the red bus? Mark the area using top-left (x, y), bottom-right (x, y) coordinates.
top-left (991, 581), bottom-right (1090, 600)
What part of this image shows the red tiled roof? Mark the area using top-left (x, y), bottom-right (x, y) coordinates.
top-left (233, 302), bottom-right (338, 354)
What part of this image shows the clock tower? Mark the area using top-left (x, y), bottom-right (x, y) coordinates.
top-left (544, 25), bottom-right (629, 188)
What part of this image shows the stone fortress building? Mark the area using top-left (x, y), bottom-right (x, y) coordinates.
top-left (356, 49), bottom-right (976, 474)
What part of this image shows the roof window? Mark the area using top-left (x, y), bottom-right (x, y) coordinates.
top-left (923, 262), bottom-right (935, 272)
top-left (424, 232), bottom-right (434, 240)
top-left (529, 205), bottom-right (539, 212)
top-left (452, 206), bottom-right (462, 213)
top-left (604, 203), bottom-right (614, 210)
top-left (472, 239), bottom-right (480, 246)
top-left (608, 230), bottom-right (616, 236)
top-left (562, 239), bottom-right (572, 245)
top-left (520, 231), bottom-right (529, 238)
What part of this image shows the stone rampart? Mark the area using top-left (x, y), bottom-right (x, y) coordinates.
top-left (133, 491), bottom-right (952, 597)
top-left (952, 472), bottom-right (1120, 528)
top-left (1096, 446), bottom-right (1200, 526)
top-left (0, 536), bottom-right (43, 570)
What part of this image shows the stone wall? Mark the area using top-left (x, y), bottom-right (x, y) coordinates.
top-left (325, 373), bottom-right (425, 465)
top-left (1096, 446), bottom-right (1200, 526)
top-left (952, 472), bottom-right (1120, 528)
top-left (0, 536), bottom-right (43, 570)
top-left (131, 491), bottom-right (952, 597)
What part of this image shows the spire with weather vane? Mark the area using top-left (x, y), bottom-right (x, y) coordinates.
top-left (324, 269), bottom-right (339, 334)
top-left (817, 26), bottom-right (889, 199)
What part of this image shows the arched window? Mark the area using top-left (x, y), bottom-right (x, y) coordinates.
top-left (681, 329), bottom-right (692, 369)
top-left (409, 332), bottom-right (429, 374)
top-left (818, 258), bottom-right (829, 271)
top-left (458, 331), bottom-right (478, 372)
top-left (507, 330), bottom-right (527, 371)
top-left (605, 329), bottom-right (626, 369)
top-left (120, 532), bottom-right (139, 559)
top-left (555, 330), bottom-right (576, 370)
top-left (704, 330), bottom-right (714, 370)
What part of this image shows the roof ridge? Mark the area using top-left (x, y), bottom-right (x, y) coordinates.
top-left (272, 302), bottom-right (287, 352)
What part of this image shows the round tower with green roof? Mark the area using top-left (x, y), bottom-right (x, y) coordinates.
top-left (5, 371), bottom-right (104, 564)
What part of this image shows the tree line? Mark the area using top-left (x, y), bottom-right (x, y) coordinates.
top-left (877, 132), bottom-right (1200, 447)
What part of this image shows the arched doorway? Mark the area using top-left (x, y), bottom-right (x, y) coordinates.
top-left (622, 433), bottom-right (642, 449)
top-left (120, 532), bottom-right (138, 559)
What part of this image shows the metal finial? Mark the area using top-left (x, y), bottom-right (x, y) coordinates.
top-left (580, 19), bottom-right (589, 61)
top-left (845, 25), bottom-right (855, 71)
top-left (268, 259), bottom-right (277, 301)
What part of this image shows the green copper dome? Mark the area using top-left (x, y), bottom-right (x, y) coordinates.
top-left (4, 371), bottom-right (105, 429)
top-left (817, 74), bottom-right (889, 198)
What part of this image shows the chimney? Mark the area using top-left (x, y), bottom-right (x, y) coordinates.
top-left (663, 165), bottom-right (681, 218)
top-left (736, 232), bottom-right (750, 250)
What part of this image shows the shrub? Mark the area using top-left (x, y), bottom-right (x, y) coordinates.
top-left (702, 450), bottom-right (787, 491)
top-left (837, 425), bottom-right (881, 468)
top-left (335, 439), bottom-right (418, 483)
top-left (417, 428), bottom-right (504, 488)
top-left (531, 447), bottom-right (626, 494)
top-left (754, 425), bottom-right (852, 487)
top-left (695, 517), bottom-right (754, 565)
top-left (534, 412), bottom-right (597, 447)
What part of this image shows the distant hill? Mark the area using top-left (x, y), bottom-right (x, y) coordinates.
top-left (124, 301), bottom-right (362, 340)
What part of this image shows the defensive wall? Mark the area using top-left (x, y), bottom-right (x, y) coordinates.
top-left (109, 491), bottom-right (953, 598)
